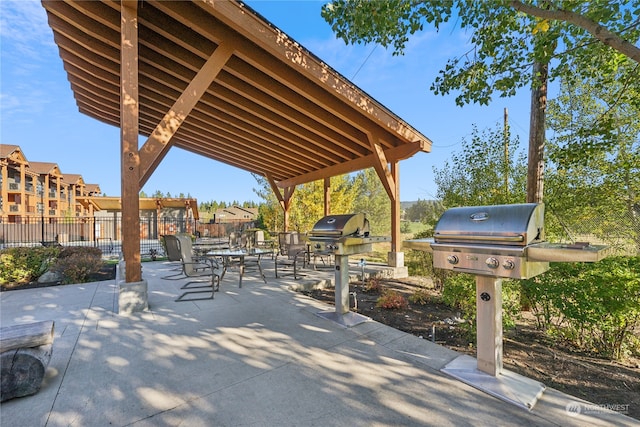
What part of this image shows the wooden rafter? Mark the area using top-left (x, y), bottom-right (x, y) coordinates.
top-left (42, 0), bottom-right (431, 186)
top-left (138, 41), bottom-right (235, 186)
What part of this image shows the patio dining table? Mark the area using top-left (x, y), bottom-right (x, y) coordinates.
top-left (206, 248), bottom-right (270, 288)
top-left (192, 238), bottom-right (229, 255)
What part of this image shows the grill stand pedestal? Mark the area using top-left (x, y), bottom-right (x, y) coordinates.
top-left (317, 254), bottom-right (370, 328)
top-left (441, 276), bottom-right (545, 410)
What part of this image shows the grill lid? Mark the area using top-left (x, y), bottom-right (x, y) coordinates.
top-left (309, 213), bottom-right (370, 239)
top-left (434, 203), bottom-right (544, 247)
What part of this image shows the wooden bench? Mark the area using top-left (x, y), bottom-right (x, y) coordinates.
top-left (0, 320), bottom-right (55, 402)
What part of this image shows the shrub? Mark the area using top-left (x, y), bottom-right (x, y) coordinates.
top-left (521, 256), bottom-right (640, 360)
top-left (405, 230), bottom-right (434, 277)
top-left (409, 287), bottom-right (431, 305)
top-left (57, 246), bottom-right (102, 259)
top-left (376, 290), bottom-right (408, 309)
top-left (52, 247), bottom-right (103, 284)
top-left (441, 273), bottom-right (475, 315)
top-left (364, 277), bottom-right (382, 293)
top-left (441, 273), bottom-right (522, 330)
top-left (0, 246), bottom-right (61, 285)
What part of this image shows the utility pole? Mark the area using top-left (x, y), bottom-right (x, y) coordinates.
top-left (504, 107), bottom-right (509, 200)
top-left (527, 62), bottom-right (548, 204)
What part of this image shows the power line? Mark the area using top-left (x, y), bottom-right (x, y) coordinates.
top-left (351, 45), bottom-right (377, 80)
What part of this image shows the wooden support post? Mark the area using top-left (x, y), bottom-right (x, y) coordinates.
top-left (120, 1), bottom-right (141, 283)
top-left (324, 177), bottom-right (330, 216)
top-left (386, 162), bottom-right (404, 267)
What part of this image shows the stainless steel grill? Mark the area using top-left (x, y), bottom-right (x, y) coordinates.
top-left (431, 203), bottom-right (548, 279)
top-left (433, 203), bottom-right (544, 246)
top-left (308, 213), bottom-right (388, 255)
top-left (403, 203), bottom-right (610, 410)
top-left (309, 213), bottom-right (390, 327)
top-left (404, 203), bottom-right (609, 279)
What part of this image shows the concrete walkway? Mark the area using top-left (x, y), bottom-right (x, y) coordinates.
top-left (0, 260), bottom-right (635, 426)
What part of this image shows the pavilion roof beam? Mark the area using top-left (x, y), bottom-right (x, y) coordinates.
top-left (72, 91), bottom-right (310, 179)
top-left (154, 1), bottom-right (412, 151)
top-left (276, 141), bottom-right (426, 189)
top-left (56, 40), bottom-right (341, 174)
top-left (133, 11), bottom-right (368, 158)
top-left (368, 131), bottom-right (397, 201)
top-left (194, 1), bottom-right (431, 147)
top-left (68, 79), bottom-right (313, 178)
top-left (51, 24), bottom-right (352, 170)
top-left (137, 41), bottom-right (236, 187)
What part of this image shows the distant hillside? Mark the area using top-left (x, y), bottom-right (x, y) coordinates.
top-left (401, 200), bottom-right (438, 210)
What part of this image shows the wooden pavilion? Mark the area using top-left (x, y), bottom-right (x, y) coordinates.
top-left (41, 0), bottom-right (432, 305)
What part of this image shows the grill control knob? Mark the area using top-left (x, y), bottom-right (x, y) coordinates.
top-left (503, 259), bottom-right (516, 270)
top-left (446, 255), bottom-right (459, 265)
top-left (485, 257), bottom-right (499, 269)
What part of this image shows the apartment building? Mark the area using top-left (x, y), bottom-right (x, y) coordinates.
top-left (0, 144), bottom-right (101, 223)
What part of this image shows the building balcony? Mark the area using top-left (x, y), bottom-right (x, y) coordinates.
top-left (8, 182), bottom-right (20, 191)
top-left (9, 204), bottom-right (20, 212)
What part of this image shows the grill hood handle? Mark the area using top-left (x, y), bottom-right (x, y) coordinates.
top-left (434, 233), bottom-right (525, 243)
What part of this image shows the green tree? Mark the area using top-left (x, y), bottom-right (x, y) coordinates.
top-left (322, 1), bottom-right (640, 202)
top-left (253, 174), bottom-right (359, 233)
top-left (405, 199), bottom-right (444, 225)
top-left (404, 199), bottom-right (429, 222)
top-left (353, 168), bottom-right (390, 236)
top-left (322, 1), bottom-right (639, 107)
top-left (433, 123), bottom-right (527, 207)
top-left (545, 75), bottom-right (640, 252)
top-left (288, 175), bottom-right (358, 232)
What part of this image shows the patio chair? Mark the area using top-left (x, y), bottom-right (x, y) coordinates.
top-left (255, 230), bottom-right (276, 258)
top-left (275, 232), bottom-right (308, 279)
top-left (160, 234), bottom-right (186, 280)
top-left (310, 250), bottom-right (334, 270)
top-left (164, 234), bottom-right (221, 302)
top-left (228, 232), bottom-right (243, 249)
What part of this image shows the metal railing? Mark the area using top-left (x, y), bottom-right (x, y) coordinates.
top-left (0, 216), bottom-right (257, 259)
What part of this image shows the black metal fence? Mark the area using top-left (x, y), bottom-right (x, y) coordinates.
top-left (0, 216), bottom-right (256, 259)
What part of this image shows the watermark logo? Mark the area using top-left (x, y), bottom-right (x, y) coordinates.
top-left (565, 402), bottom-right (582, 417)
top-left (565, 402), bottom-right (629, 417)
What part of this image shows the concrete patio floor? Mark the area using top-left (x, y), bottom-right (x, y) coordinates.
top-left (0, 259), bottom-right (635, 426)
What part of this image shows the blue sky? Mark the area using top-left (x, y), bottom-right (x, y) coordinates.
top-left (1, 0), bottom-right (534, 204)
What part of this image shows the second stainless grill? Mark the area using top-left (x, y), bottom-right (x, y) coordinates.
top-left (308, 213), bottom-right (388, 255)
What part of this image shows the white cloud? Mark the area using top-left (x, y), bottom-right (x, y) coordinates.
top-left (0, 0), bottom-right (53, 59)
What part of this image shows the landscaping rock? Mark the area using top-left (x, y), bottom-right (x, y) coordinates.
top-left (37, 270), bottom-right (63, 284)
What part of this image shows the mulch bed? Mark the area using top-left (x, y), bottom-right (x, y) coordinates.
top-left (0, 263), bottom-right (116, 292)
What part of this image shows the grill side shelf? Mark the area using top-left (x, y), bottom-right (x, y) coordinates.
top-left (526, 242), bottom-right (611, 262)
top-left (402, 238), bottom-right (434, 252)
